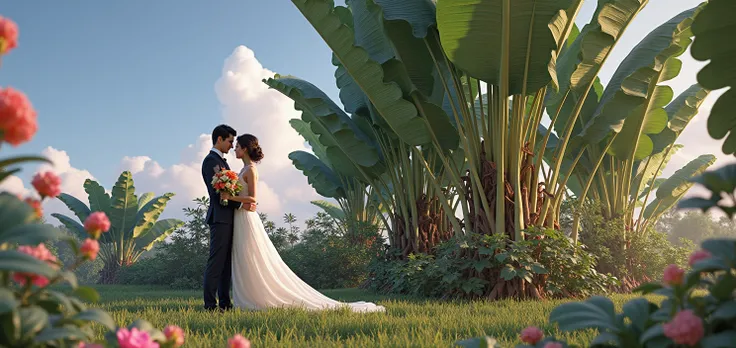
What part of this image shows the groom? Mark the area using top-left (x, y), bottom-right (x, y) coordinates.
top-left (201, 124), bottom-right (256, 312)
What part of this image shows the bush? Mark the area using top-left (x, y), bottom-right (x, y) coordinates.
top-left (563, 200), bottom-right (695, 289)
top-left (281, 213), bottom-right (384, 289)
top-left (458, 237), bottom-right (736, 347)
top-left (117, 198), bottom-right (210, 289)
top-left (367, 228), bottom-right (617, 300)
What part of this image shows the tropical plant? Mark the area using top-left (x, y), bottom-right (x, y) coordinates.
top-left (680, 163), bottom-right (736, 217)
top-left (274, 0), bottom-right (718, 296)
top-left (289, 118), bottom-right (384, 231)
top-left (457, 237), bottom-right (736, 348)
top-left (52, 171), bottom-right (184, 283)
top-left (688, 0), bottom-right (736, 156)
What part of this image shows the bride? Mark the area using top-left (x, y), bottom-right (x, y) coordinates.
top-left (220, 134), bottom-right (385, 313)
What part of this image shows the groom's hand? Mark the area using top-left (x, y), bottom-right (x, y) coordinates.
top-left (242, 203), bottom-right (257, 212)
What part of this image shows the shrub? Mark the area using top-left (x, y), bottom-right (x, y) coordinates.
top-left (281, 213), bottom-right (384, 289)
top-left (367, 228), bottom-right (617, 300)
top-left (457, 237), bottom-right (736, 347)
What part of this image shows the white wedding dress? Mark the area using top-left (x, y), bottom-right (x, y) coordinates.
top-left (231, 166), bottom-right (386, 313)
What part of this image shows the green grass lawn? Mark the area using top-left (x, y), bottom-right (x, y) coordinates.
top-left (90, 285), bottom-right (656, 347)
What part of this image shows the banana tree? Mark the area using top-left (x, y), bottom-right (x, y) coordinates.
top-left (289, 118), bottom-right (384, 230)
top-left (273, 72), bottom-right (459, 257)
top-left (536, 4), bottom-right (715, 242)
top-left (52, 171), bottom-right (183, 283)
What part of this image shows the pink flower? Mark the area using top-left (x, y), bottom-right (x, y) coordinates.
top-left (77, 343), bottom-right (104, 348)
top-left (31, 171), bottom-right (62, 198)
top-left (544, 343), bottom-right (563, 348)
top-left (80, 239), bottom-right (100, 261)
top-left (688, 250), bottom-right (711, 266)
top-left (228, 334), bottom-right (251, 348)
top-left (163, 325), bottom-right (185, 347)
top-left (520, 326), bottom-right (544, 345)
top-left (13, 244), bottom-right (58, 287)
top-left (116, 328), bottom-right (159, 348)
top-left (84, 212), bottom-right (111, 239)
top-left (663, 309), bottom-right (704, 346)
top-left (663, 264), bottom-right (685, 286)
top-left (0, 16), bottom-right (18, 54)
top-left (0, 87), bottom-right (37, 146)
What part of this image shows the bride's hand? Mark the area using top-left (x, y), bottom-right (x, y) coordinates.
top-left (220, 192), bottom-right (232, 200)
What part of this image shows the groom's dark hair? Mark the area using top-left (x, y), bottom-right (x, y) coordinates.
top-left (211, 124), bottom-right (236, 145)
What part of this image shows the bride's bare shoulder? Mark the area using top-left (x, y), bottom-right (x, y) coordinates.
top-left (243, 164), bottom-right (258, 180)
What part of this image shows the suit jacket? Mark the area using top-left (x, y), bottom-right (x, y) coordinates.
top-left (202, 150), bottom-right (242, 225)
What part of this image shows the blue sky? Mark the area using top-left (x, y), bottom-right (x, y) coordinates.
top-left (2, 0), bottom-right (342, 171)
top-left (1, 0), bottom-right (729, 223)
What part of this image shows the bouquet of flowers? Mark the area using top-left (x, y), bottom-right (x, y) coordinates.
top-left (211, 167), bottom-right (243, 206)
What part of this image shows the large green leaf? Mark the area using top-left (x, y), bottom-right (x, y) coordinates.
top-left (19, 306), bottom-right (48, 341)
top-left (292, 0), bottom-right (432, 145)
top-left (51, 213), bottom-right (88, 240)
top-left (83, 179), bottom-right (110, 215)
top-left (135, 218), bottom-right (183, 252)
top-left (578, 6), bottom-right (699, 147)
top-left (643, 154), bottom-right (716, 220)
top-left (650, 84), bottom-right (710, 155)
top-left (547, 0), bottom-right (645, 134)
top-left (290, 119), bottom-right (330, 167)
top-left (437, 0), bottom-right (572, 95)
top-left (311, 200), bottom-right (346, 221)
top-left (264, 75), bottom-right (383, 177)
top-left (690, 0), bottom-right (736, 155)
top-left (108, 171), bottom-right (138, 239)
top-left (352, 0), bottom-right (459, 151)
top-left (131, 192), bottom-right (175, 239)
top-left (630, 144), bottom-right (683, 198)
top-left (608, 85), bottom-right (673, 160)
top-left (373, 0), bottom-right (436, 39)
top-left (0, 223), bottom-right (62, 247)
top-left (137, 192), bottom-right (155, 211)
top-left (0, 193), bottom-right (34, 235)
top-left (55, 193), bottom-right (90, 222)
top-left (0, 250), bottom-right (57, 278)
top-left (289, 151), bottom-right (345, 199)
top-left (679, 163), bottom-right (736, 216)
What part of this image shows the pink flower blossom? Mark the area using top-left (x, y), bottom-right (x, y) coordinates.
top-left (0, 16), bottom-right (18, 54)
top-left (663, 264), bottom-right (685, 286)
top-left (688, 250), bottom-right (711, 266)
top-left (163, 325), bottom-right (185, 347)
top-left (80, 239), bottom-right (100, 261)
top-left (116, 328), bottom-right (159, 348)
top-left (77, 342), bottom-right (104, 348)
top-left (0, 87), bottom-right (37, 146)
top-left (663, 309), bottom-right (704, 346)
top-left (31, 171), bottom-right (62, 198)
top-left (520, 326), bottom-right (544, 345)
top-left (544, 342), bottom-right (563, 348)
top-left (84, 212), bottom-right (111, 239)
top-left (228, 334), bottom-right (251, 348)
top-left (13, 244), bottom-right (58, 287)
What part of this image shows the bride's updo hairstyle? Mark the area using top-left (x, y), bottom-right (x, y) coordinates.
top-left (237, 134), bottom-right (264, 163)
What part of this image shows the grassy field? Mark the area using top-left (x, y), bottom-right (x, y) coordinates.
top-left (90, 285), bottom-right (654, 347)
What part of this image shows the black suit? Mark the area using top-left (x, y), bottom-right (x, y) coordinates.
top-left (201, 150), bottom-right (242, 310)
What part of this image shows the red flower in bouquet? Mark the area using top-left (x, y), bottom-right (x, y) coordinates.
top-left (211, 168), bottom-right (243, 206)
